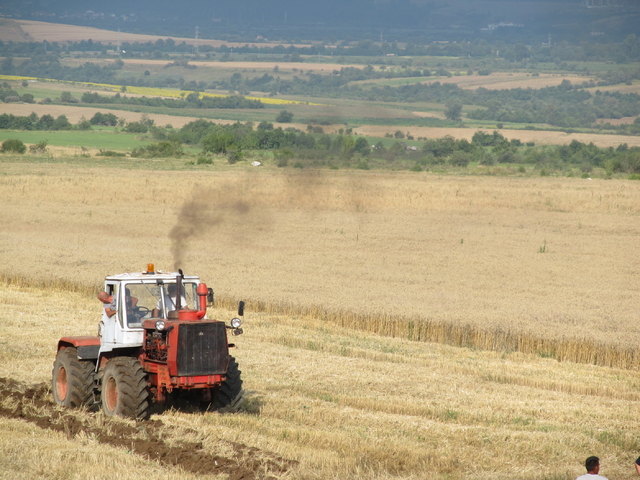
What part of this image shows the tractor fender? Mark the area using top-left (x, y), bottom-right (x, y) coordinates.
top-left (57, 336), bottom-right (101, 360)
top-left (97, 346), bottom-right (144, 371)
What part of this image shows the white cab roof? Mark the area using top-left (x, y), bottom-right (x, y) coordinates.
top-left (105, 270), bottom-right (200, 282)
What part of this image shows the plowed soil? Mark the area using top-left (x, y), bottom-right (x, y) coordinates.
top-left (0, 378), bottom-right (294, 479)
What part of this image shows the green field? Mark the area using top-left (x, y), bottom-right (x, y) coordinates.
top-left (0, 129), bottom-right (153, 150)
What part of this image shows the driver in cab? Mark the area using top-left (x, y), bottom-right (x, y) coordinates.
top-left (152, 283), bottom-right (187, 318)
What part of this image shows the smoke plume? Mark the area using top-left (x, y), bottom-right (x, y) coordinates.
top-left (169, 182), bottom-right (264, 271)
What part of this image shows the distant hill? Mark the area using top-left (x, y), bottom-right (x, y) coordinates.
top-left (0, 19), bottom-right (311, 49)
top-left (1, 0), bottom-right (639, 43)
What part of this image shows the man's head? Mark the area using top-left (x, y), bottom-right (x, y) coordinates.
top-left (97, 291), bottom-right (113, 304)
top-left (585, 456), bottom-right (600, 473)
top-left (168, 284), bottom-right (177, 296)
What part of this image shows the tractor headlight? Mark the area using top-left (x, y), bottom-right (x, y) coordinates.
top-left (231, 317), bottom-right (242, 329)
top-left (155, 320), bottom-right (167, 331)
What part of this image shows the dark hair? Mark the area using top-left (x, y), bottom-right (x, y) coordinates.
top-left (585, 456), bottom-right (599, 472)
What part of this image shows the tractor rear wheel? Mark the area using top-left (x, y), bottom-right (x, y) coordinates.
top-left (51, 347), bottom-right (95, 409)
top-left (210, 356), bottom-right (244, 413)
top-left (101, 357), bottom-right (150, 420)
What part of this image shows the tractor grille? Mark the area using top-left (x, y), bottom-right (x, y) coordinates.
top-left (177, 322), bottom-right (228, 376)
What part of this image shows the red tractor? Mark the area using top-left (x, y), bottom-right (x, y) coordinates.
top-left (52, 264), bottom-right (244, 419)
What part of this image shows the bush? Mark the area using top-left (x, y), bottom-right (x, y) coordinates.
top-left (274, 148), bottom-right (294, 167)
top-left (76, 117), bottom-right (92, 130)
top-left (1, 139), bottom-right (26, 154)
top-left (355, 159), bottom-right (370, 170)
top-left (131, 141), bottom-right (183, 158)
top-left (449, 151), bottom-right (471, 167)
top-left (124, 121), bottom-right (148, 133)
top-left (60, 91), bottom-right (78, 103)
top-left (196, 156), bottom-right (213, 165)
top-left (20, 93), bottom-right (34, 103)
top-left (96, 150), bottom-right (126, 157)
top-left (28, 140), bottom-right (48, 154)
top-left (227, 150), bottom-right (243, 164)
top-left (276, 110), bottom-right (294, 123)
top-left (90, 112), bottom-right (118, 126)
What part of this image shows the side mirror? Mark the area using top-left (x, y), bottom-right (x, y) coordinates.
top-left (238, 301), bottom-right (245, 317)
top-left (207, 288), bottom-right (214, 305)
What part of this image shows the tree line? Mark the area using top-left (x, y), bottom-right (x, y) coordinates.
top-left (79, 91), bottom-right (264, 109)
top-left (3, 35), bottom-right (640, 64)
top-left (2, 113), bottom-right (639, 174)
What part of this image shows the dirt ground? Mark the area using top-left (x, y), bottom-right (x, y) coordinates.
top-left (0, 377), bottom-right (293, 479)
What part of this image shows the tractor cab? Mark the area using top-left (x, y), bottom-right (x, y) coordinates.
top-left (99, 264), bottom-right (206, 351)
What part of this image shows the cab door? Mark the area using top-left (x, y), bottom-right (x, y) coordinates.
top-left (100, 282), bottom-right (119, 346)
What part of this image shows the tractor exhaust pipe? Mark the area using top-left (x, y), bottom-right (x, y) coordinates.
top-left (175, 274), bottom-right (183, 311)
top-left (175, 279), bottom-right (208, 321)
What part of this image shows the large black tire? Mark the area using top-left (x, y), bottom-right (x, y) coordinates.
top-left (210, 356), bottom-right (244, 413)
top-left (51, 347), bottom-right (95, 409)
top-left (101, 357), bottom-right (150, 420)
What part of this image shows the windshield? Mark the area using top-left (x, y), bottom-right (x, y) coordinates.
top-left (122, 282), bottom-right (199, 327)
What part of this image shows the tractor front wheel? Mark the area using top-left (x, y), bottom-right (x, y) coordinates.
top-left (51, 347), bottom-right (95, 409)
top-left (101, 357), bottom-right (150, 420)
top-left (209, 356), bottom-right (244, 413)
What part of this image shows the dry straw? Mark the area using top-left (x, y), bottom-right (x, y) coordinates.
top-left (7, 268), bottom-right (633, 370)
top-left (216, 295), bottom-right (640, 371)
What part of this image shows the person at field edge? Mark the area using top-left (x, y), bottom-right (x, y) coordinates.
top-left (576, 456), bottom-right (608, 480)
top-left (634, 456), bottom-right (640, 475)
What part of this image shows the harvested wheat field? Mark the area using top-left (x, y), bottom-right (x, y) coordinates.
top-left (61, 57), bottom-right (367, 73)
top-left (2, 280), bottom-right (640, 480)
top-left (425, 72), bottom-right (594, 90)
top-left (1, 162), bottom-right (640, 364)
top-left (354, 124), bottom-right (640, 148)
top-left (2, 19), bottom-right (310, 49)
top-left (2, 161), bottom-right (640, 479)
top-left (588, 83), bottom-right (640, 95)
top-left (0, 103), bottom-right (206, 128)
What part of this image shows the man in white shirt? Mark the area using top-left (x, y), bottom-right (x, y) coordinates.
top-left (153, 283), bottom-right (188, 317)
top-left (576, 456), bottom-right (608, 480)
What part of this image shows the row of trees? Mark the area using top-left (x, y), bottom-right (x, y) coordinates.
top-left (0, 111), bottom-right (150, 132)
top-left (0, 112), bottom-right (75, 131)
top-left (152, 120), bottom-right (639, 173)
top-left (1, 112), bottom-right (638, 174)
top-left (79, 91), bottom-right (264, 109)
top-left (4, 35), bottom-right (640, 63)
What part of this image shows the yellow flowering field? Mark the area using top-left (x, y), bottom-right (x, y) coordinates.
top-left (0, 75), bottom-right (316, 105)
